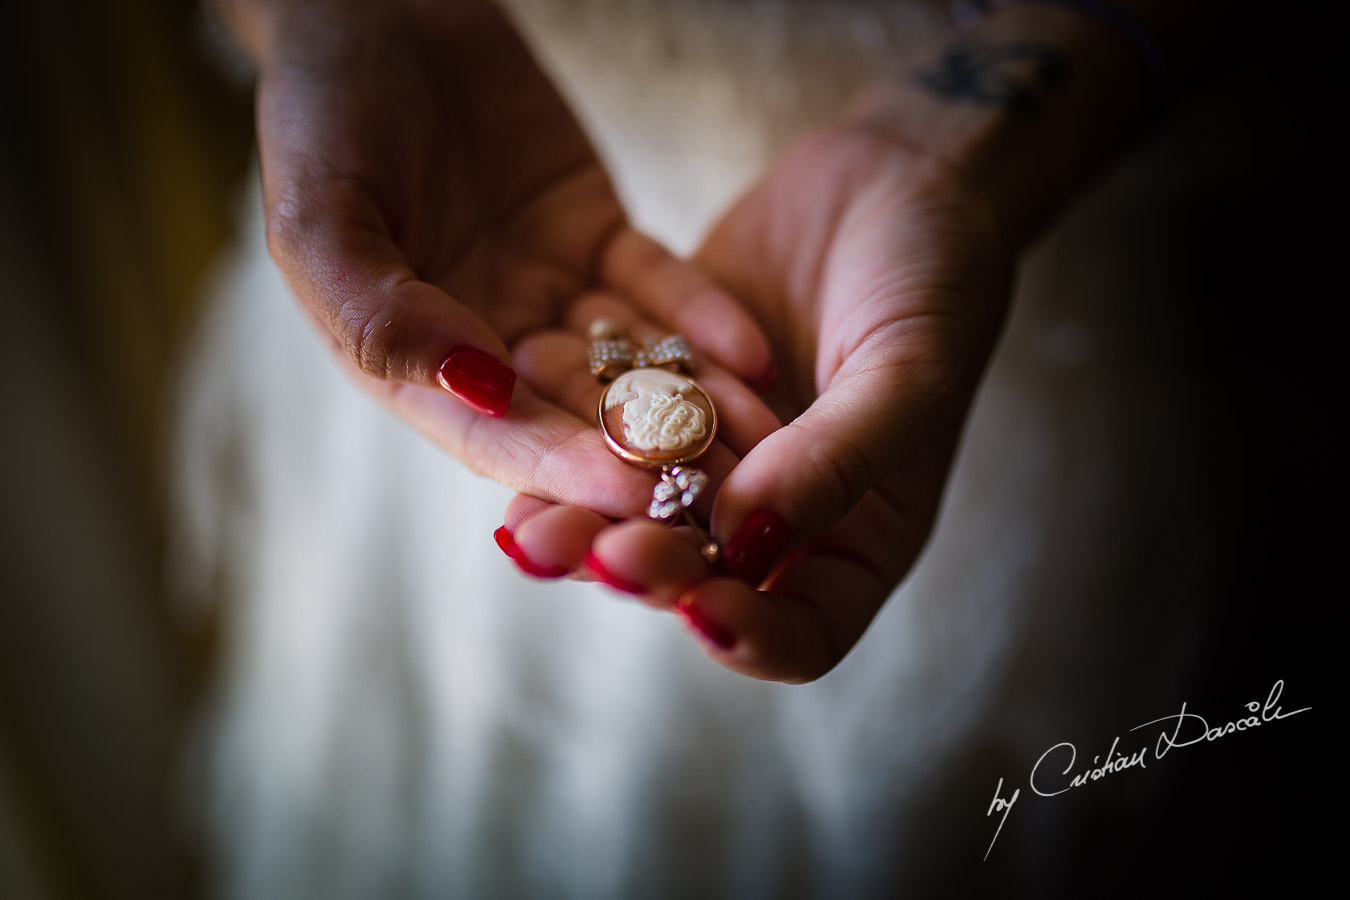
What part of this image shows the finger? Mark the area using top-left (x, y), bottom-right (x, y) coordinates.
top-left (582, 519), bottom-right (714, 608)
top-left (257, 78), bottom-right (516, 415)
top-left (599, 230), bottom-right (775, 389)
top-left (375, 376), bottom-right (657, 517)
top-left (582, 511), bottom-right (897, 683)
top-left (711, 320), bottom-right (977, 585)
top-left (505, 330), bottom-right (602, 427)
top-left (503, 494), bottom-right (555, 532)
top-left (494, 502), bottom-right (610, 579)
top-left (670, 539), bottom-right (894, 683)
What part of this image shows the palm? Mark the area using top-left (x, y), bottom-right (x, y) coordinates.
top-left (259, 2), bottom-right (619, 342)
top-left (252, 0), bottom-right (770, 509)
top-left (700, 126), bottom-right (1006, 433)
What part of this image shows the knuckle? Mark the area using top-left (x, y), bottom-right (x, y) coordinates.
top-left (800, 429), bottom-right (876, 527)
top-left (260, 176), bottom-right (416, 385)
top-left (338, 297), bottom-right (397, 381)
top-left (263, 185), bottom-right (317, 269)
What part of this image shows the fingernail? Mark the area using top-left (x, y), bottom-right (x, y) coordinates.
top-left (513, 554), bottom-right (570, 580)
top-left (493, 525), bottom-right (516, 559)
top-left (495, 525), bottom-right (569, 579)
top-left (677, 601), bottom-right (737, 651)
top-left (583, 551), bottom-right (645, 595)
top-left (747, 364), bottom-right (778, 394)
top-left (437, 346), bottom-right (516, 417)
top-left (723, 508), bottom-right (792, 585)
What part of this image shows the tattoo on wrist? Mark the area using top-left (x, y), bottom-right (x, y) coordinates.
top-left (914, 42), bottom-right (1068, 113)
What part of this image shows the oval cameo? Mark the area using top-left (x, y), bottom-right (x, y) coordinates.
top-left (598, 369), bottom-right (717, 467)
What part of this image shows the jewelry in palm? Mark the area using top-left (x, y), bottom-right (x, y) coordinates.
top-left (589, 319), bottom-right (720, 562)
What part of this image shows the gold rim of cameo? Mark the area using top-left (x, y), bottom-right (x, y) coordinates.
top-left (596, 377), bottom-right (718, 470)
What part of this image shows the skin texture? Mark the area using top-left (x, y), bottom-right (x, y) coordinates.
top-left (223, 0), bottom-right (773, 508)
top-left (502, 1), bottom-right (1229, 681)
top-left (510, 122), bottom-right (1011, 682)
top-left (222, 0), bottom-right (1231, 682)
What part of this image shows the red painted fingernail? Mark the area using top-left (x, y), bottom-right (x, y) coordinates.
top-left (677, 601), bottom-right (737, 651)
top-left (583, 552), bottom-right (645, 595)
top-left (437, 346), bottom-right (516, 417)
top-left (723, 508), bottom-right (792, 585)
top-left (494, 525), bottom-right (569, 579)
top-left (494, 525), bottom-right (517, 557)
top-left (747, 364), bottom-right (778, 394)
top-left (513, 553), bottom-right (571, 580)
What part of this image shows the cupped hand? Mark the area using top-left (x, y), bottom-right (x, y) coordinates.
top-left (503, 116), bottom-right (1015, 682)
top-left (230, 0), bottom-right (770, 511)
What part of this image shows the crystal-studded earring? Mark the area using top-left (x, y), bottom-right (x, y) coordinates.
top-left (588, 318), bottom-right (721, 563)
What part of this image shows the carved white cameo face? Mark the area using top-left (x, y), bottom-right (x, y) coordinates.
top-left (598, 369), bottom-right (716, 466)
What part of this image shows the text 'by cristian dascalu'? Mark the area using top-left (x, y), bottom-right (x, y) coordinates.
top-left (982, 679), bottom-right (1310, 861)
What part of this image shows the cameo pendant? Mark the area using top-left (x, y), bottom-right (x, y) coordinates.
top-left (598, 368), bottom-right (718, 468)
top-left (588, 320), bottom-right (720, 561)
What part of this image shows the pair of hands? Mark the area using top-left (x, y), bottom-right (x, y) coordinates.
top-left (244, 0), bottom-right (1012, 682)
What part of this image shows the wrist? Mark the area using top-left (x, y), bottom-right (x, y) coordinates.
top-left (852, 2), bottom-right (1182, 249)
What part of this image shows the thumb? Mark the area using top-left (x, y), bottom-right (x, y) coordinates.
top-left (257, 67), bottom-right (517, 417)
top-left (262, 163), bottom-right (519, 416)
top-left (710, 330), bottom-right (979, 586)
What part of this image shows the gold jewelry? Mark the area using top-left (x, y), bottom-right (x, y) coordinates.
top-left (589, 319), bottom-right (720, 563)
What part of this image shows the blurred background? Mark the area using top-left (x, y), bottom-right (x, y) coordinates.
top-left (0, 1), bottom-right (1337, 898)
top-left (1, 1), bottom-right (249, 896)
